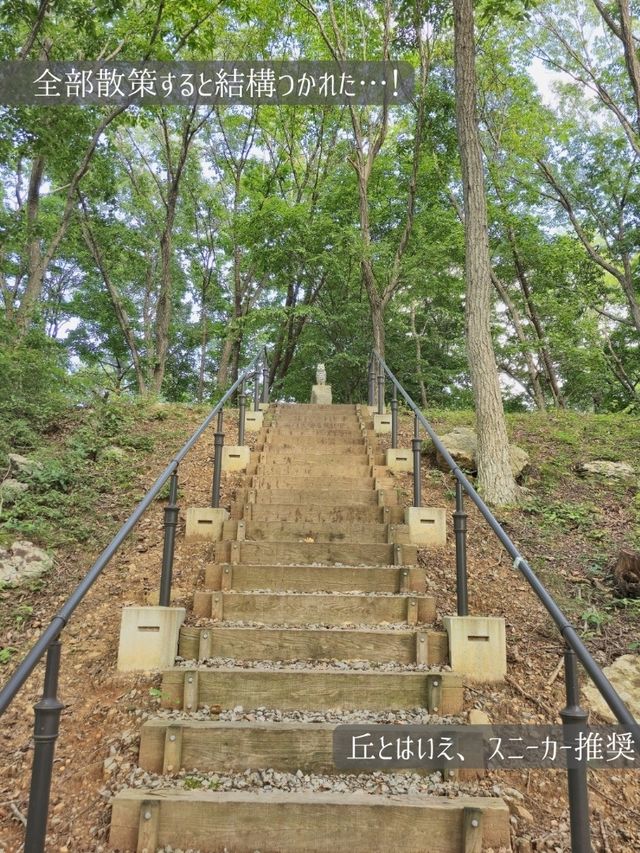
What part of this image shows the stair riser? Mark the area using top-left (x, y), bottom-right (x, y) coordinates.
top-left (258, 450), bottom-right (376, 462)
top-left (251, 477), bottom-right (378, 491)
top-left (110, 792), bottom-right (510, 853)
top-left (139, 721), bottom-right (344, 775)
top-left (205, 563), bottom-right (424, 593)
top-left (253, 490), bottom-right (398, 506)
top-left (215, 541), bottom-right (417, 567)
top-left (222, 520), bottom-right (409, 544)
top-left (257, 458), bottom-right (372, 471)
top-left (178, 626), bottom-right (448, 665)
top-left (141, 721), bottom-right (461, 775)
top-left (240, 505), bottom-right (406, 525)
top-left (160, 668), bottom-right (464, 713)
top-left (192, 591), bottom-right (436, 625)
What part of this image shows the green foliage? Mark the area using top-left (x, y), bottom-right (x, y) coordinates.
top-left (0, 320), bottom-right (72, 458)
top-left (0, 647), bottom-right (18, 666)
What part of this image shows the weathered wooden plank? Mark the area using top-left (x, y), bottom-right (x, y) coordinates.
top-left (110, 789), bottom-right (510, 853)
top-left (252, 476), bottom-right (377, 491)
top-left (203, 563), bottom-right (424, 593)
top-left (160, 667), bottom-right (463, 713)
top-left (222, 520), bottom-right (410, 545)
top-left (253, 489), bottom-right (398, 507)
top-left (205, 591), bottom-right (436, 625)
top-left (244, 504), bottom-right (405, 525)
top-left (214, 541), bottom-right (416, 568)
top-left (177, 626), bottom-right (420, 664)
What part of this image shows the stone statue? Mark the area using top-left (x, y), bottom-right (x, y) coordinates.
top-left (316, 363), bottom-right (327, 385)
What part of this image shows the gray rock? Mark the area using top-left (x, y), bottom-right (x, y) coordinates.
top-left (436, 427), bottom-right (529, 478)
top-left (8, 453), bottom-right (43, 478)
top-left (0, 478), bottom-right (29, 504)
top-left (583, 654), bottom-right (640, 722)
top-left (0, 540), bottom-right (54, 586)
top-left (576, 460), bottom-right (636, 485)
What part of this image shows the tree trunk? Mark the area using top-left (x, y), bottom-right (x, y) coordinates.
top-left (151, 191), bottom-right (176, 394)
top-left (409, 302), bottom-right (428, 408)
top-left (17, 155), bottom-right (46, 329)
top-left (217, 334), bottom-right (235, 387)
top-left (490, 271), bottom-right (546, 411)
top-left (197, 302), bottom-right (208, 403)
top-left (506, 227), bottom-right (565, 407)
top-left (371, 294), bottom-right (385, 359)
top-left (79, 206), bottom-right (147, 395)
top-left (453, 0), bottom-right (518, 505)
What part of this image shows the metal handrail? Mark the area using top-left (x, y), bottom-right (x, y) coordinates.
top-left (0, 345), bottom-right (267, 715)
top-left (372, 348), bottom-right (639, 850)
top-left (372, 349), bottom-right (639, 737)
top-left (0, 345), bottom-right (269, 852)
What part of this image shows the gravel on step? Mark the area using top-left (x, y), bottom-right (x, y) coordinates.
top-left (210, 589), bottom-right (424, 596)
top-left (106, 765), bottom-right (502, 801)
top-left (173, 656), bottom-right (452, 673)
top-left (149, 706), bottom-right (463, 725)
top-left (187, 619), bottom-right (421, 632)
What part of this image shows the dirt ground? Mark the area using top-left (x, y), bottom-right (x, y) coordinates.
top-left (0, 404), bottom-right (639, 852)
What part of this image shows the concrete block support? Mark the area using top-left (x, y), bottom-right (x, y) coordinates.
top-left (185, 507), bottom-right (230, 541)
top-left (405, 507), bottom-right (446, 547)
top-left (443, 616), bottom-right (506, 683)
top-left (245, 411), bottom-right (264, 432)
top-left (117, 606), bottom-right (185, 671)
top-left (386, 449), bottom-right (414, 473)
top-left (311, 385), bottom-right (332, 404)
top-left (373, 413), bottom-right (392, 434)
top-left (222, 446), bottom-right (251, 472)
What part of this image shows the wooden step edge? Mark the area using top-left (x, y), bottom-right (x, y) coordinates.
top-left (202, 563), bottom-right (425, 592)
top-left (110, 788), bottom-right (510, 853)
top-left (213, 542), bottom-right (418, 567)
top-left (159, 667), bottom-right (463, 715)
top-left (193, 590), bottom-right (436, 625)
top-left (178, 625), bottom-right (448, 666)
top-left (138, 718), bottom-right (465, 776)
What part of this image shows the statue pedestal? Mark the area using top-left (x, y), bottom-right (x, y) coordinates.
top-left (311, 384), bottom-right (332, 404)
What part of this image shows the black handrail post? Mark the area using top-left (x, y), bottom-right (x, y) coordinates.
top-left (253, 369), bottom-right (260, 412)
top-left (368, 358), bottom-right (375, 407)
top-left (391, 386), bottom-right (398, 449)
top-left (238, 381), bottom-right (246, 446)
top-left (377, 364), bottom-right (385, 415)
top-left (560, 645), bottom-right (591, 853)
top-left (261, 363), bottom-right (269, 404)
top-left (24, 639), bottom-right (63, 853)
top-left (211, 411), bottom-right (225, 508)
top-left (453, 480), bottom-right (469, 617)
top-left (412, 415), bottom-right (422, 507)
top-left (159, 470), bottom-right (179, 607)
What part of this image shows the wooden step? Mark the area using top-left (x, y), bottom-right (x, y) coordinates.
top-left (242, 503), bottom-right (405, 525)
top-left (111, 789), bottom-right (510, 853)
top-left (178, 625), bottom-right (448, 665)
top-left (252, 476), bottom-right (377, 491)
top-left (193, 591), bottom-right (436, 625)
top-left (270, 435), bottom-right (365, 445)
top-left (246, 459), bottom-right (379, 476)
top-left (214, 541), bottom-right (416, 567)
top-left (204, 562), bottom-right (424, 593)
top-left (222, 519), bottom-right (409, 544)
top-left (253, 489), bottom-right (398, 506)
top-left (160, 666), bottom-right (463, 712)
top-left (259, 450), bottom-right (373, 463)
top-left (139, 718), bottom-right (451, 775)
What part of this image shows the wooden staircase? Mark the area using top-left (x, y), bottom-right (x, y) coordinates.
top-left (110, 403), bottom-right (510, 852)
